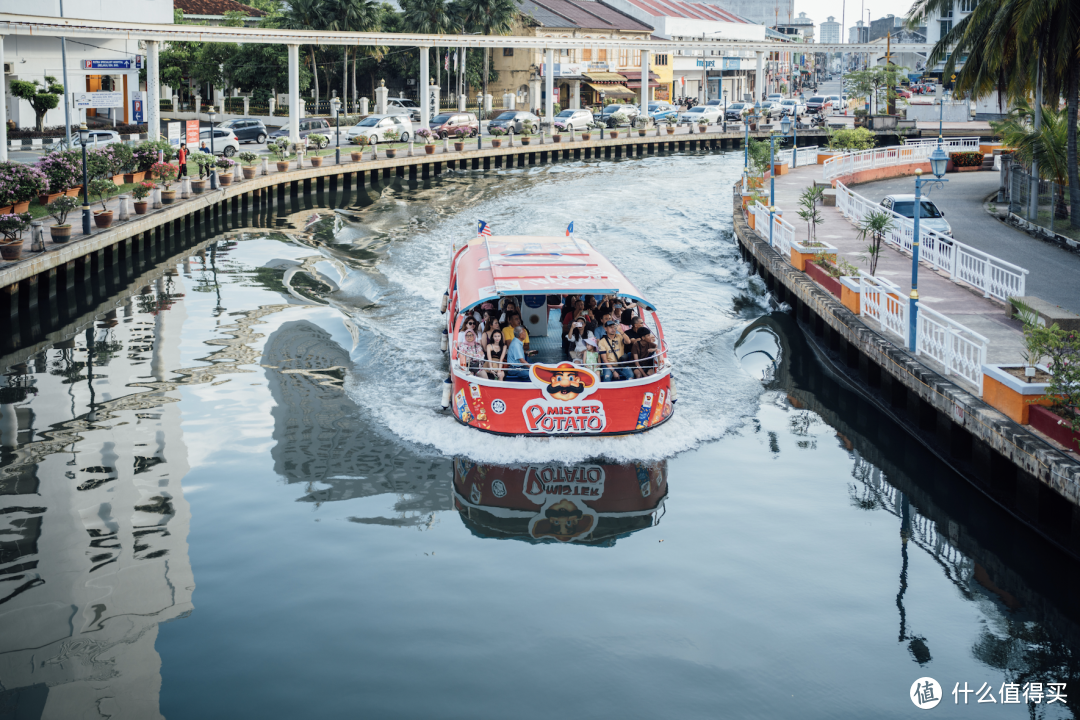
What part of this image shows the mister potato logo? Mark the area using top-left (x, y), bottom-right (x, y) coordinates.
top-left (522, 363), bottom-right (607, 434)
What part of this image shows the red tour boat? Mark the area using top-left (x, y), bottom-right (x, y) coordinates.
top-left (443, 233), bottom-right (673, 436)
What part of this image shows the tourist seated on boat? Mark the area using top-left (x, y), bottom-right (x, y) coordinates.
top-left (458, 330), bottom-right (484, 375)
top-left (626, 316), bottom-right (650, 340)
top-left (560, 295), bottom-right (579, 326)
top-left (458, 316), bottom-right (481, 343)
top-left (584, 295), bottom-right (598, 315)
top-left (505, 326), bottom-right (532, 381)
top-left (483, 328), bottom-right (506, 381)
top-left (503, 313), bottom-right (534, 355)
top-left (485, 317), bottom-right (503, 347)
top-left (593, 313), bottom-right (614, 341)
top-left (598, 321), bottom-right (633, 382)
top-left (499, 300), bottom-right (519, 324)
top-left (566, 320), bottom-right (587, 363)
top-left (620, 300), bottom-right (640, 326)
top-left (583, 336), bottom-right (600, 373)
top-left (631, 331), bottom-right (659, 378)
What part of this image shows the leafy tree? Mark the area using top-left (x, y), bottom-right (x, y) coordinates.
top-left (10, 76), bottom-right (64, 132)
top-left (455, 0), bottom-right (516, 117)
top-left (992, 100), bottom-right (1071, 218)
top-left (856, 210), bottom-right (897, 276)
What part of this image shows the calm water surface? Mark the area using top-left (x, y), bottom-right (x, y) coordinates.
top-left (1, 152), bottom-right (1077, 719)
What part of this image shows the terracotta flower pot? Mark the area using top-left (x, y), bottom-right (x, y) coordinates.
top-left (134, 200), bottom-right (148, 215)
top-left (310, 156), bottom-right (324, 167)
top-left (11, 201), bottom-right (29, 214)
top-left (581, 133), bottom-right (591, 141)
top-left (161, 189), bottom-right (177, 205)
top-left (666, 127), bottom-right (675, 135)
top-left (123, 171), bottom-right (146, 184)
top-left (65, 187), bottom-right (81, 198)
top-left (424, 145), bottom-right (436, 155)
top-left (453, 142), bottom-right (465, 152)
top-left (351, 151), bottom-right (365, 161)
top-left (243, 166), bottom-right (257, 179)
top-left (276, 161), bottom-right (290, 172)
top-left (639, 129), bottom-right (647, 136)
top-left (0, 241), bottom-right (22, 261)
top-left (385, 149), bottom-right (397, 158)
top-left (553, 135), bottom-right (562, 143)
top-left (491, 139), bottom-right (502, 148)
top-left (520, 137), bottom-right (531, 145)
top-left (219, 173), bottom-right (233, 186)
top-left (610, 130), bottom-right (619, 139)
top-left (93, 210), bottom-right (114, 229)
top-left (38, 191), bottom-right (63, 206)
top-left (112, 174), bottom-right (125, 186)
top-left (50, 224), bottom-right (72, 243)
top-left (191, 179), bottom-right (207, 194)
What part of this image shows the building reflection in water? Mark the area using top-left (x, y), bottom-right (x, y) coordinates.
top-left (0, 275), bottom-right (194, 719)
top-left (453, 460), bottom-right (668, 545)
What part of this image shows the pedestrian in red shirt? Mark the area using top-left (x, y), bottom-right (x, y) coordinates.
top-left (177, 143), bottom-right (188, 177)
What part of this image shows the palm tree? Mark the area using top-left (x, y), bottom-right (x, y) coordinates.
top-left (456, 0), bottom-right (517, 116)
top-left (281, 0), bottom-right (331, 114)
top-left (327, 0), bottom-right (379, 112)
top-left (857, 210), bottom-right (898, 276)
top-left (992, 100), bottom-right (1072, 217)
top-left (401, 0), bottom-right (453, 104)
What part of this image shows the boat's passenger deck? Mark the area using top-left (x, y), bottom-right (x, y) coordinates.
top-left (527, 308), bottom-right (568, 365)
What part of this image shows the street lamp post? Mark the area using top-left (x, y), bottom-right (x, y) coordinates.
top-left (207, 108), bottom-right (218, 190)
top-left (908, 145), bottom-right (950, 351)
top-left (331, 97), bottom-right (341, 165)
top-left (770, 115), bottom-right (793, 207)
top-left (743, 107), bottom-right (751, 169)
top-left (723, 90), bottom-right (727, 133)
top-left (78, 124), bottom-right (91, 235)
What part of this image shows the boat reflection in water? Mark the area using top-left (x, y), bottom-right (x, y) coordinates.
top-left (453, 459), bottom-right (667, 545)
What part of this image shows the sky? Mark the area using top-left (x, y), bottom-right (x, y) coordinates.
top-left (792, 0), bottom-right (916, 40)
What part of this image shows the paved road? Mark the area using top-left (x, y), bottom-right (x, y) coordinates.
top-left (857, 171), bottom-right (1080, 315)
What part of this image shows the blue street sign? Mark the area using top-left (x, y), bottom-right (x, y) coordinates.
top-left (82, 57), bottom-right (143, 70)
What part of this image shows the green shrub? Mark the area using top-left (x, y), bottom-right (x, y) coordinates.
top-left (949, 151), bottom-right (984, 167)
top-left (827, 127), bottom-right (876, 151)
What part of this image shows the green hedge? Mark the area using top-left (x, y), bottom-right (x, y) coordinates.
top-left (949, 151), bottom-right (984, 167)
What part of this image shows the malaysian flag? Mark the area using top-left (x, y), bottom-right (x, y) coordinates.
top-left (477, 220), bottom-right (492, 237)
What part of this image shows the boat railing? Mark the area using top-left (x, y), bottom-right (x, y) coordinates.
top-left (453, 345), bottom-right (673, 377)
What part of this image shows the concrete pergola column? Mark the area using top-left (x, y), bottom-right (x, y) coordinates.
top-left (288, 44), bottom-right (301, 144)
top-left (755, 51), bottom-right (763, 103)
top-left (544, 48), bottom-right (554, 127)
top-left (419, 46), bottom-right (430, 130)
top-left (639, 49), bottom-right (649, 116)
top-left (146, 40), bottom-right (160, 141)
top-left (570, 79), bottom-right (581, 110)
top-left (0, 35), bottom-right (6, 162)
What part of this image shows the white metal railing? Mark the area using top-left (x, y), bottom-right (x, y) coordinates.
top-left (749, 200), bottom-right (795, 255)
top-left (915, 304), bottom-right (988, 392)
top-left (822, 138), bottom-right (981, 181)
top-left (902, 136), bottom-right (981, 150)
top-left (858, 272), bottom-right (908, 345)
top-left (775, 145), bottom-right (819, 169)
top-left (833, 180), bottom-right (1027, 301)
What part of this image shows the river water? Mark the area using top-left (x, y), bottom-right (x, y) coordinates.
top-left (1, 150), bottom-right (1077, 719)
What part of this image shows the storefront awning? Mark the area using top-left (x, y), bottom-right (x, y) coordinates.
top-left (625, 80), bottom-right (661, 89)
top-left (583, 72), bottom-right (628, 83)
top-left (585, 83), bottom-right (637, 99)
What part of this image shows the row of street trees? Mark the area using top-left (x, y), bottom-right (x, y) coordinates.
top-left (160, 0), bottom-right (518, 116)
top-left (910, 0), bottom-right (1080, 229)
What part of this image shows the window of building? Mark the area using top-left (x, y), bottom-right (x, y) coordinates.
top-left (583, 48), bottom-right (592, 61)
top-left (958, 0), bottom-right (977, 11)
top-left (598, 49), bottom-right (608, 61)
top-left (940, 19), bottom-right (952, 37)
top-left (503, 48), bottom-right (513, 56)
top-left (619, 49), bottom-right (629, 67)
top-left (632, 50), bottom-right (640, 66)
top-left (654, 54), bottom-right (668, 66)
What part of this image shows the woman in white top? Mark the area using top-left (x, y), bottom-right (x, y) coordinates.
top-left (566, 320), bottom-right (588, 363)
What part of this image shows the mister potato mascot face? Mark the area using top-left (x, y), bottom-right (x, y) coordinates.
top-left (530, 362), bottom-right (599, 402)
top-left (529, 498), bottom-right (596, 542)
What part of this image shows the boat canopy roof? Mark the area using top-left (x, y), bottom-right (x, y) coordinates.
top-left (454, 236), bottom-right (655, 313)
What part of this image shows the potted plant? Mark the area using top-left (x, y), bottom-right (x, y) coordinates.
top-left (268, 138), bottom-right (291, 172)
top-left (635, 116), bottom-right (649, 137)
top-left (552, 122), bottom-right (566, 143)
top-left (520, 120), bottom-right (535, 145)
top-left (415, 128), bottom-right (435, 154)
top-left (106, 144), bottom-right (134, 184)
top-left (132, 139), bottom-right (174, 174)
top-left (581, 122), bottom-right (599, 142)
top-left (35, 152), bottom-right (80, 205)
top-left (0, 212), bottom-right (31, 261)
top-left (46, 195), bottom-right (80, 242)
top-left (190, 153), bottom-right (214, 193)
top-left (238, 152), bottom-right (259, 180)
top-left (150, 161), bottom-right (179, 204)
top-left (698, 119), bottom-right (709, 134)
top-left (131, 181), bottom-right (154, 214)
top-left (0, 161), bottom-right (47, 213)
top-left (87, 178), bottom-right (116, 228)
top-left (451, 127), bottom-right (467, 152)
top-left (488, 125), bottom-right (506, 148)
top-left (741, 106), bottom-right (757, 131)
top-left (853, 108), bottom-right (869, 127)
top-left (382, 129), bottom-right (400, 158)
top-left (307, 134), bottom-right (328, 166)
top-left (215, 156), bottom-right (236, 185)
top-left (350, 135), bottom-right (368, 161)
top-left (609, 111), bottom-right (628, 139)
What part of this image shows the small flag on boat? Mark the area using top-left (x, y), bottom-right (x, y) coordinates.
top-left (477, 220), bottom-right (492, 237)
top-left (566, 221), bottom-right (574, 237)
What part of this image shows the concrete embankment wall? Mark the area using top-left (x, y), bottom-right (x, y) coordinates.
top-left (731, 189), bottom-right (1080, 558)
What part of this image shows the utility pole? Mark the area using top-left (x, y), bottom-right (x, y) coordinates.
top-left (60, 0), bottom-right (72, 147)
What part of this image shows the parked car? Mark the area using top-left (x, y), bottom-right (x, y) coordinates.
top-left (554, 108), bottom-right (593, 131)
top-left (345, 114), bottom-right (414, 144)
top-left (387, 97), bottom-right (422, 122)
top-left (646, 102), bottom-right (679, 121)
top-left (805, 96), bottom-right (833, 115)
top-left (880, 194), bottom-right (953, 237)
top-left (198, 128), bottom-right (239, 157)
top-left (216, 118), bottom-right (268, 144)
top-left (725, 102), bottom-right (748, 121)
top-left (487, 110), bottom-right (538, 135)
top-left (766, 93), bottom-right (783, 103)
top-left (757, 100), bottom-right (779, 119)
top-left (679, 105), bottom-right (722, 124)
top-left (893, 87), bottom-right (912, 99)
top-left (268, 117), bottom-right (333, 146)
top-left (777, 98), bottom-right (806, 117)
top-left (72, 130), bottom-right (122, 147)
top-left (429, 112), bottom-right (479, 138)
top-left (593, 104), bottom-right (639, 127)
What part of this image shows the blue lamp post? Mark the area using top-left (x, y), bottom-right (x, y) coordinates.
top-left (908, 144), bottom-right (950, 351)
top-left (207, 108), bottom-right (218, 190)
top-left (331, 97), bottom-right (341, 165)
top-left (769, 115), bottom-right (793, 207)
top-left (742, 107), bottom-right (752, 169)
top-left (78, 123), bottom-right (91, 235)
top-left (722, 89), bottom-right (728, 133)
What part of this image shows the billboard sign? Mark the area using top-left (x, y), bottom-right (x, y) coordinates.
top-left (71, 91), bottom-right (124, 109)
top-left (82, 57), bottom-right (142, 70)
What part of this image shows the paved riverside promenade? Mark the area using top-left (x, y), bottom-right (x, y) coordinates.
top-left (768, 162), bottom-right (1026, 368)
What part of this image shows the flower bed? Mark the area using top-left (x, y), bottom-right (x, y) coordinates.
top-left (804, 258), bottom-right (842, 298)
top-left (0, 161), bottom-right (48, 209)
top-left (948, 151), bottom-right (984, 167)
top-left (1029, 405), bottom-right (1080, 451)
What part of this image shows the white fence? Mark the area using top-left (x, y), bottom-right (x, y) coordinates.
top-left (749, 201), bottom-right (795, 255)
top-left (822, 138), bottom-right (981, 181)
top-left (833, 180), bottom-right (1027, 301)
top-left (775, 145), bottom-right (819, 169)
top-left (854, 271), bottom-right (988, 392)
